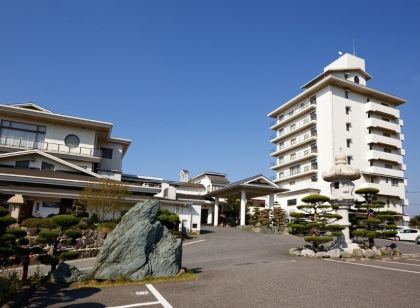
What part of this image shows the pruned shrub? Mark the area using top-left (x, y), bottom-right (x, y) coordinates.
top-left (59, 250), bottom-right (79, 261)
top-left (21, 218), bottom-right (57, 229)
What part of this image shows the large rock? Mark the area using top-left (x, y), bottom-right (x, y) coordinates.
top-left (51, 262), bottom-right (88, 284)
top-left (327, 249), bottom-right (342, 258)
top-left (92, 200), bottom-right (182, 280)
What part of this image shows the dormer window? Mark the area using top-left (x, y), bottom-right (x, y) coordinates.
top-left (354, 76), bottom-right (360, 84)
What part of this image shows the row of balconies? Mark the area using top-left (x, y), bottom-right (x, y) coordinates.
top-left (274, 165), bottom-right (318, 182)
top-left (365, 118), bottom-right (401, 134)
top-left (364, 102), bottom-right (400, 119)
top-left (270, 115), bottom-right (317, 142)
top-left (366, 150), bottom-right (403, 164)
top-left (366, 134), bottom-right (402, 149)
top-left (0, 136), bottom-right (102, 158)
top-left (270, 147), bottom-right (318, 169)
top-left (270, 101), bottom-right (316, 129)
top-left (271, 131), bottom-right (317, 156)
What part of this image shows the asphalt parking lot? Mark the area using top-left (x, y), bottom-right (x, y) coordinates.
top-left (20, 227), bottom-right (420, 307)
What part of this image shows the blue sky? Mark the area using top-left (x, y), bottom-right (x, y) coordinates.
top-left (0, 1), bottom-right (419, 214)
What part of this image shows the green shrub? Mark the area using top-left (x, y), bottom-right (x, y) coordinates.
top-left (303, 236), bottom-right (333, 243)
top-left (0, 215), bottom-right (16, 229)
top-left (7, 228), bottom-right (27, 238)
top-left (37, 230), bottom-right (59, 244)
top-left (59, 250), bottom-right (79, 261)
top-left (21, 218), bottom-right (57, 229)
top-left (51, 215), bottom-right (79, 229)
top-left (158, 209), bottom-right (180, 231)
top-left (65, 229), bottom-right (82, 240)
top-left (0, 272), bottom-right (21, 305)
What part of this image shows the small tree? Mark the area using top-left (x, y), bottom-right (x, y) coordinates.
top-left (271, 207), bottom-right (287, 232)
top-left (0, 206), bottom-right (17, 268)
top-left (79, 179), bottom-right (131, 221)
top-left (409, 215), bottom-right (420, 228)
top-left (351, 188), bottom-right (398, 248)
top-left (158, 209), bottom-right (180, 231)
top-left (288, 194), bottom-right (344, 252)
top-left (37, 214), bottom-right (80, 273)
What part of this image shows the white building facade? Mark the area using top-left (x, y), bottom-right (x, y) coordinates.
top-left (268, 54), bottom-right (408, 217)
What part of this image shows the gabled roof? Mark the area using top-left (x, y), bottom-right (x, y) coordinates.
top-left (0, 149), bottom-right (103, 178)
top-left (189, 171), bottom-right (229, 184)
top-left (10, 102), bottom-right (53, 113)
top-left (205, 174), bottom-right (287, 199)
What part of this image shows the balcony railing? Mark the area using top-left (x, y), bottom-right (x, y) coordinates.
top-left (270, 116), bottom-right (316, 141)
top-left (274, 147), bottom-right (318, 166)
top-left (0, 136), bottom-right (102, 157)
top-left (271, 101), bottom-right (317, 127)
top-left (276, 165), bottom-right (318, 179)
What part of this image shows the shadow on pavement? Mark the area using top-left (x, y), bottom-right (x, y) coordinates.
top-left (189, 267), bottom-right (203, 273)
top-left (24, 286), bottom-right (103, 307)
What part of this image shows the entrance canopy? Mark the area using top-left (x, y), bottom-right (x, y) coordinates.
top-left (205, 174), bottom-right (287, 199)
top-left (205, 174), bottom-right (288, 226)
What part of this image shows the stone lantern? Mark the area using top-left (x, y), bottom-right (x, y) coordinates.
top-left (7, 194), bottom-right (24, 223)
top-left (322, 154), bottom-right (361, 249)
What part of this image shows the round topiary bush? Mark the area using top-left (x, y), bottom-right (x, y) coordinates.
top-left (21, 218), bottom-right (57, 229)
top-left (59, 250), bottom-right (79, 261)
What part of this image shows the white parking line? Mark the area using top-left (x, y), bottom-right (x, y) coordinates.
top-left (326, 259), bottom-right (420, 274)
top-left (183, 239), bottom-right (206, 246)
top-left (107, 284), bottom-right (172, 308)
top-left (146, 284), bottom-right (173, 308)
top-left (374, 260), bottom-right (420, 267)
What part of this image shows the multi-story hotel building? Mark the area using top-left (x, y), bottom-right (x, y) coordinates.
top-left (268, 54), bottom-right (408, 217)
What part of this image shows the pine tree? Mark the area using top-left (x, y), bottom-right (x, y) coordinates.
top-left (289, 194), bottom-right (344, 252)
top-left (351, 188), bottom-right (398, 248)
top-left (271, 207), bottom-right (287, 232)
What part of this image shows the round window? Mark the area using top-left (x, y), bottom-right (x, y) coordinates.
top-left (64, 134), bottom-right (80, 148)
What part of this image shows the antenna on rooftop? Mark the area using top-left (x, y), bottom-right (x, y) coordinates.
top-left (352, 39), bottom-right (356, 56)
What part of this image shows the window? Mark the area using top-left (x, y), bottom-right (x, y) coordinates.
top-left (347, 156), bottom-right (353, 165)
top-left (385, 164), bottom-right (393, 169)
top-left (345, 91), bottom-right (349, 99)
top-left (278, 156), bottom-right (284, 163)
top-left (0, 120), bottom-right (46, 147)
top-left (289, 181), bottom-right (295, 186)
top-left (290, 124), bottom-right (296, 131)
top-left (370, 161), bottom-right (373, 166)
top-left (354, 76), bottom-right (360, 84)
top-left (15, 160), bottom-right (30, 169)
top-left (279, 141), bottom-right (284, 149)
top-left (290, 138), bottom-right (296, 145)
top-left (279, 128), bottom-right (284, 135)
top-left (383, 132), bottom-right (391, 137)
top-left (391, 179), bottom-right (399, 187)
top-left (288, 110), bottom-right (294, 117)
top-left (382, 117), bottom-right (390, 122)
top-left (346, 123), bottom-right (351, 131)
top-left (345, 106), bottom-right (351, 114)
top-left (279, 172), bottom-right (284, 178)
top-left (346, 139), bottom-right (352, 148)
top-left (370, 177), bottom-right (374, 183)
top-left (64, 134), bottom-right (80, 148)
top-left (310, 111), bottom-right (317, 120)
top-left (334, 182), bottom-right (340, 189)
top-left (311, 127), bottom-right (317, 136)
top-left (384, 148), bottom-right (392, 153)
top-left (290, 153), bottom-right (296, 160)
top-left (299, 102), bottom-right (305, 108)
top-left (369, 128), bottom-right (372, 134)
top-left (369, 145), bottom-right (373, 150)
top-left (290, 165), bottom-right (300, 175)
top-left (367, 97), bottom-right (370, 102)
top-left (311, 175), bottom-right (318, 182)
top-left (101, 148), bottom-right (113, 159)
top-left (287, 199), bottom-right (297, 206)
top-left (344, 73), bottom-right (349, 80)
top-left (279, 115), bottom-right (284, 121)
top-left (310, 95), bottom-right (317, 105)
top-left (41, 161), bottom-right (55, 170)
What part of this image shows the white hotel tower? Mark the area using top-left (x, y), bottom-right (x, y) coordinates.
top-left (268, 53), bottom-right (408, 216)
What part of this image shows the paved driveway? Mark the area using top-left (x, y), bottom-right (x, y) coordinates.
top-left (22, 226), bottom-right (420, 307)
